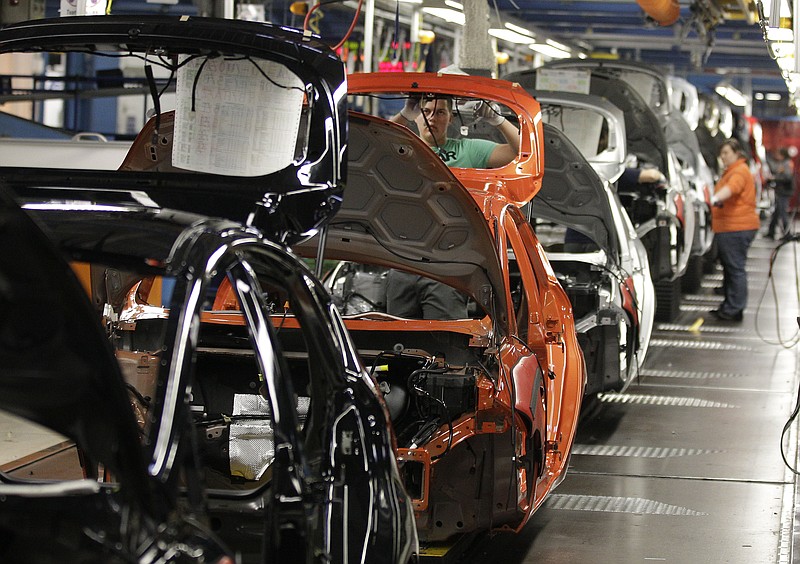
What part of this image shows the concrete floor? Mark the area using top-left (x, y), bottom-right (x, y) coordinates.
top-left (462, 233), bottom-right (800, 563)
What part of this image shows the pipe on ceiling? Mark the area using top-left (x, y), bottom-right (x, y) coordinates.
top-left (636, 0), bottom-right (680, 26)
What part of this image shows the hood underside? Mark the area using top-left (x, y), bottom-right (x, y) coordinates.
top-left (505, 84), bottom-right (627, 185)
top-left (527, 123), bottom-right (618, 262)
top-left (294, 112), bottom-right (506, 318)
top-left (507, 68), bottom-right (669, 174)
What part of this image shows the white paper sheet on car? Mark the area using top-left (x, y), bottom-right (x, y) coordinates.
top-left (173, 56), bottom-right (304, 177)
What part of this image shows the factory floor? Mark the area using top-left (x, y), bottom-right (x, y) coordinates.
top-left (458, 232), bottom-right (800, 563)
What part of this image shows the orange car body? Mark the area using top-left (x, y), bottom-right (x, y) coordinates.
top-left (291, 72), bottom-right (587, 540)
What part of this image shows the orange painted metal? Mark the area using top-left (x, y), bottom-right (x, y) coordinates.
top-left (347, 72), bottom-right (586, 533)
top-left (636, 0), bottom-right (680, 26)
top-left (347, 72), bottom-right (545, 207)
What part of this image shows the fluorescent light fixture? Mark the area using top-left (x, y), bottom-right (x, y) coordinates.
top-left (767, 27), bottom-right (793, 41)
top-left (489, 28), bottom-right (539, 44)
top-left (398, 0), bottom-right (423, 3)
top-left (714, 83), bottom-right (748, 107)
top-left (766, 92), bottom-right (783, 100)
top-left (443, 0), bottom-right (463, 9)
top-left (528, 43), bottom-right (571, 59)
top-left (422, 7), bottom-right (465, 24)
top-left (777, 55), bottom-right (795, 71)
top-left (545, 38), bottom-right (570, 52)
top-left (772, 42), bottom-right (795, 57)
top-left (505, 22), bottom-right (534, 37)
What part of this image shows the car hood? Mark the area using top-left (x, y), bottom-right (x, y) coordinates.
top-left (527, 123), bottom-right (619, 262)
top-left (0, 15), bottom-right (347, 245)
top-left (294, 112), bottom-right (507, 321)
top-left (537, 59), bottom-right (671, 121)
top-left (504, 83), bottom-right (627, 184)
top-left (505, 68), bottom-right (668, 175)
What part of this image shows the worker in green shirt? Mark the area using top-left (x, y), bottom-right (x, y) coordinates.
top-left (390, 96), bottom-right (519, 169)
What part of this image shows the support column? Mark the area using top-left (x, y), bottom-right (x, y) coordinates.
top-left (364, 0), bottom-right (375, 73)
top-left (459, 0), bottom-right (495, 76)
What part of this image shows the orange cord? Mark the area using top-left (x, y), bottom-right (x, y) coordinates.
top-left (303, 0), bottom-right (365, 53)
top-left (333, 0), bottom-right (364, 51)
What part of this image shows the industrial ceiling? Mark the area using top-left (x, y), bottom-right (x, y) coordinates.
top-left (493, 0), bottom-right (783, 103)
top-left (7, 0), bottom-right (791, 117)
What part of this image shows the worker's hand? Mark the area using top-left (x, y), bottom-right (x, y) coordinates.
top-left (400, 97), bottom-right (421, 121)
top-left (638, 168), bottom-right (663, 184)
top-left (475, 101), bottom-right (505, 126)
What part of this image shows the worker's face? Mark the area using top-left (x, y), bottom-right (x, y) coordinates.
top-left (719, 145), bottom-right (738, 168)
top-left (415, 99), bottom-right (451, 146)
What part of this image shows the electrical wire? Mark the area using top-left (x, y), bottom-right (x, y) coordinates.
top-left (780, 371), bottom-right (800, 475)
top-left (332, 0), bottom-right (363, 51)
top-left (753, 236), bottom-right (800, 348)
top-left (303, 0), bottom-right (365, 52)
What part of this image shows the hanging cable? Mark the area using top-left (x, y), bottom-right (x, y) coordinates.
top-left (332, 0), bottom-right (364, 51)
top-left (754, 237), bottom-right (800, 348)
top-left (303, 0), bottom-right (364, 52)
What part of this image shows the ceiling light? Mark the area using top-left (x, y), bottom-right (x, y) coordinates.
top-left (443, 0), bottom-right (463, 9)
top-left (767, 27), bottom-right (793, 41)
top-left (422, 7), bottom-right (465, 25)
top-left (777, 55), bottom-right (795, 72)
top-left (755, 92), bottom-right (765, 100)
top-left (714, 83), bottom-right (748, 107)
top-left (765, 92), bottom-right (783, 100)
top-left (528, 43), bottom-right (571, 59)
top-left (772, 42), bottom-right (795, 57)
top-left (489, 28), bottom-right (539, 44)
top-left (504, 22), bottom-right (534, 37)
top-left (545, 38), bottom-right (570, 52)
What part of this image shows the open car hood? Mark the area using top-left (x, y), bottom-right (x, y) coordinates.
top-left (294, 112), bottom-right (507, 319)
top-left (537, 59), bottom-right (671, 121)
top-left (668, 76), bottom-right (701, 131)
top-left (0, 15), bottom-right (347, 245)
top-left (510, 87), bottom-right (627, 184)
top-left (509, 66), bottom-right (669, 174)
top-left (527, 123), bottom-right (619, 262)
top-left (346, 72), bottom-right (545, 207)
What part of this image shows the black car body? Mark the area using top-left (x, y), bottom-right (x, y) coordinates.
top-left (0, 188), bottom-right (233, 564)
top-left (0, 15), bottom-right (417, 563)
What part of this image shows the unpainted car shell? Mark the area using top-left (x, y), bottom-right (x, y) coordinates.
top-left (292, 72), bottom-right (586, 541)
